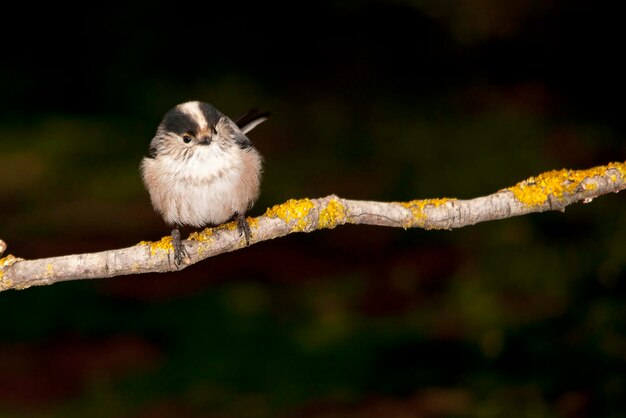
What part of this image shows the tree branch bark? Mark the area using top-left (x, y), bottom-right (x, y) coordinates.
top-left (1, 161), bottom-right (625, 292)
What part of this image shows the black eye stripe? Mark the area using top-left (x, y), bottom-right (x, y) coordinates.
top-left (160, 109), bottom-right (200, 135)
top-left (198, 102), bottom-right (221, 126)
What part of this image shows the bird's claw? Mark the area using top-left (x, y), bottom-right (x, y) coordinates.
top-left (172, 228), bottom-right (189, 266)
top-left (235, 213), bottom-right (252, 246)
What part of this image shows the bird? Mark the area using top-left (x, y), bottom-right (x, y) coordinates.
top-left (141, 101), bottom-right (268, 265)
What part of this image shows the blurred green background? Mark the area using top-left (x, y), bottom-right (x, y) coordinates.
top-left (1, 1), bottom-right (626, 417)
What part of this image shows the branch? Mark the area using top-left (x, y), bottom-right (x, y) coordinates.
top-left (2, 161), bottom-right (625, 292)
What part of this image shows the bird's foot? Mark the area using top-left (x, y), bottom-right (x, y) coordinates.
top-left (235, 212), bottom-right (252, 246)
top-left (171, 228), bottom-right (189, 265)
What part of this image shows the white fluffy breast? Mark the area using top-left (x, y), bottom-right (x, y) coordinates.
top-left (170, 144), bottom-right (239, 184)
top-left (141, 145), bottom-right (261, 227)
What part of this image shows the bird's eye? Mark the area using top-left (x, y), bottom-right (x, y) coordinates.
top-left (182, 134), bottom-right (193, 144)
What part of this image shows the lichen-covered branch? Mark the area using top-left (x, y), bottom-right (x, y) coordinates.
top-left (1, 161), bottom-right (625, 292)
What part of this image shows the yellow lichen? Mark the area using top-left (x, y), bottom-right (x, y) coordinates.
top-left (46, 264), bottom-right (54, 277)
top-left (139, 235), bottom-right (174, 256)
top-left (188, 228), bottom-right (214, 242)
top-left (0, 254), bottom-right (22, 268)
top-left (318, 198), bottom-right (347, 229)
top-left (0, 274), bottom-right (12, 291)
top-left (265, 198), bottom-right (315, 232)
top-left (0, 254), bottom-right (22, 291)
top-left (400, 198), bottom-right (454, 227)
top-left (219, 216), bottom-right (259, 234)
top-left (187, 228), bottom-right (214, 256)
top-left (509, 162), bottom-right (626, 207)
top-left (246, 217), bottom-right (260, 230)
top-left (607, 161), bottom-right (626, 177)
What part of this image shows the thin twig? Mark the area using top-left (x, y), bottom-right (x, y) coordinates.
top-left (1, 161), bottom-right (625, 292)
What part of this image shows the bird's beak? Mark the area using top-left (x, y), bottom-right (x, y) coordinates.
top-left (198, 135), bottom-right (212, 145)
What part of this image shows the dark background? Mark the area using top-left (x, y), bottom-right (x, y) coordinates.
top-left (1, 1), bottom-right (626, 417)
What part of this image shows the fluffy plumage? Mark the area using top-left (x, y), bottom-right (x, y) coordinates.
top-left (141, 101), bottom-right (265, 263)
